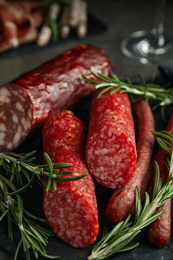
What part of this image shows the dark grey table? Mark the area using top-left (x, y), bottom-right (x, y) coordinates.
top-left (0, 0), bottom-right (173, 259)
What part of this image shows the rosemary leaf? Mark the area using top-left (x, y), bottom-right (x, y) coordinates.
top-left (0, 209), bottom-right (8, 222)
top-left (55, 173), bottom-right (88, 182)
top-left (8, 210), bottom-right (13, 241)
top-left (152, 161), bottom-right (161, 199)
top-left (14, 239), bottom-right (22, 260)
top-left (117, 242), bottom-right (139, 253)
top-left (46, 176), bottom-right (52, 192)
top-left (7, 173), bottom-right (35, 196)
top-left (0, 175), bottom-right (16, 192)
top-left (17, 195), bottom-right (23, 225)
top-left (53, 179), bottom-right (57, 190)
top-left (0, 158), bottom-right (3, 166)
top-left (44, 153), bottom-right (53, 175)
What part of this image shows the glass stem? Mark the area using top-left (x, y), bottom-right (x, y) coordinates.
top-left (150, 0), bottom-right (166, 48)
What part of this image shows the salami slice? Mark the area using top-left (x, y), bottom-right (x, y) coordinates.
top-left (0, 44), bottom-right (113, 152)
top-left (86, 89), bottom-right (137, 189)
top-left (147, 112), bottom-right (173, 248)
top-left (105, 99), bottom-right (155, 223)
top-left (42, 110), bottom-right (99, 248)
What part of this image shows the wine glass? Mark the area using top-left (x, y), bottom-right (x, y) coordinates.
top-left (121, 0), bottom-right (173, 64)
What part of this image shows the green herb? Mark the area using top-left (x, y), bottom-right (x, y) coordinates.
top-left (0, 151), bottom-right (87, 194)
top-left (88, 131), bottom-right (173, 260)
top-left (42, 0), bottom-right (70, 42)
top-left (0, 179), bottom-right (59, 260)
top-left (83, 72), bottom-right (173, 110)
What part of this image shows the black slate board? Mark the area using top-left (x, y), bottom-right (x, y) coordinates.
top-left (0, 68), bottom-right (173, 260)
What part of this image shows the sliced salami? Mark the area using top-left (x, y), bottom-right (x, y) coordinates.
top-left (86, 89), bottom-right (137, 189)
top-left (0, 44), bottom-right (113, 152)
top-left (42, 110), bottom-right (99, 248)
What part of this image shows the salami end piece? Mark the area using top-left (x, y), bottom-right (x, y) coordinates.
top-left (86, 89), bottom-right (137, 189)
top-left (42, 110), bottom-right (99, 248)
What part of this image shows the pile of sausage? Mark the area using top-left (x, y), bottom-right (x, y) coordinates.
top-left (0, 0), bottom-right (88, 53)
top-left (0, 0), bottom-right (44, 53)
top-left (0, 44), bottom-right (172, 249)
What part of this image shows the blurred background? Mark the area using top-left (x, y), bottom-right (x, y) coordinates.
top-left (0, 0), bottom-right (173, 86)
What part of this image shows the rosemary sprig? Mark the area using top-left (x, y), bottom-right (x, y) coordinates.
top-left (0, 151), bottom-right (87, 194)
top-left (88, 131), bottom-right (173, 260)
top-left (0, 177), bottom-right (58, 260)
top-left (0, 150), bottom-right (87, 259)
top-left (83, 72), bottom-right (173, 109)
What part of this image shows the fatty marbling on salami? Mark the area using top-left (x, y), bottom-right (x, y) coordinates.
top-left (42, 110), bottom-right (99, 248)
top-left (0, 44), bottom-right (113, 152)
top-left (86, 89), bottom-right (137, 189)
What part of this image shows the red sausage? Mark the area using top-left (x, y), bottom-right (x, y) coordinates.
top-left (105, 99), bottom-right (155, 223)
top-left (86, 89), bottom-right (137, 189)
top-left (0, 44), bottom-right (113, 152)
top-left (147, 112), bottom-right (173, 248)
top-left (42, 110), bottom-right (99, 248)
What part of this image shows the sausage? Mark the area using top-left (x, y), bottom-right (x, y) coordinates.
top-left (147, 112), bottom-right (173, 248)
top-left (0, 44), bottom-right (113, 152)
top-left (147, 199), bottom-right (171, 248)
top-left (42, 110), bottom-right (99, 248)
top-left (86, 89), bottom-right (137, 189)
top-left (0, 0), bottom-right (44, 51)
top-left (105, 99), bottom-right (155, 223)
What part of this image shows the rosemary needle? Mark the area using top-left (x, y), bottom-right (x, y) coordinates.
top-left (88, 131), bottom-right (173, 260)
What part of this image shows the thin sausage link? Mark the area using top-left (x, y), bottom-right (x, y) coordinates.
top-left (147, 112), bottom-right (173, 248)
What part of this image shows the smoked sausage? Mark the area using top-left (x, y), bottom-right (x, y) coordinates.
top-left (86, 89), bottom-right (137, 189)
top-left (105, 99), bottom-right (155, 223)
top-left (42, 110), bottom-right (99, 248)
top-left (0, 44), bottom-right (113, 152)
top-left (147, 112), bottom-right (173, 248)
